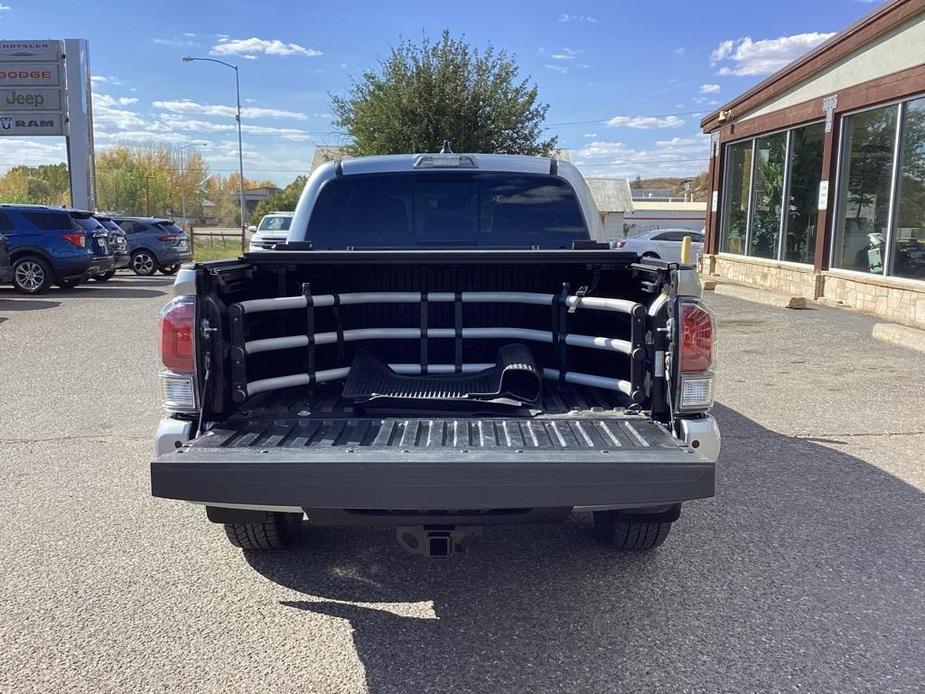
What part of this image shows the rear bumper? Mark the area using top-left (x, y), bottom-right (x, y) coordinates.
top-left (151, 448), bottom-right (714, 511)
top-left (0, 266), bottom-right (11, 283)
top-left (114, 252), bottom-right (130, 269)
top-left (87, 256), bottom-right (115, 276)
top-left (160, 249), bottom-right (193, 265)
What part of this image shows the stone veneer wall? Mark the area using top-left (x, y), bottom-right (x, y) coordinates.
top-left (704, 254), bottom-right (818, 299)
top-left (702, 254), bottom-right (925, 329)
top-left (821, 271), bottom-right (925, 329)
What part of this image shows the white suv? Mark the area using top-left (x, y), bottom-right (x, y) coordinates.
top-left (248, 211), bottom-right (294, 252)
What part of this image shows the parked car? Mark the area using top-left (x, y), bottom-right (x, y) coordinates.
top-left (614, 228), bottom-right (705, 263)
top-left (111, 216), bottom-right (192, 276)
top-left (247, 211), bottom-right (294, 251)
top-left (0, 232), bottom-right (11, 285)
top-left (0, 204), bottom-right (111, 294)
top-left (67, 210), bottom-right (116, 285)
top-left (152, 153), bottom-right (719, 558)
top-left (93, 215), bottom-right (131, 279)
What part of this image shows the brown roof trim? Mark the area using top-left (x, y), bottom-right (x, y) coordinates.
top-left (700, 0), bottom-right (925, 131)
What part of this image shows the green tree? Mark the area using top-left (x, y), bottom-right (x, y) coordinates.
top-left (249, 175), bottom-right (307, 225)
top-left (331, 30), bottom-right (556, 156)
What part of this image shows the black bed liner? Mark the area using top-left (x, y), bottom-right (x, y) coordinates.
top-left (185, 381), bottom-right (675, 454)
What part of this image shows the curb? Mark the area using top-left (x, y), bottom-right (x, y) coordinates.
top-left (872, 322), bottom-right (925, 354)
top-left (711, 282), bottom-right (808, 309)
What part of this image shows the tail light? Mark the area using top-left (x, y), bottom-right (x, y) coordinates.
top-left (157, 235), bottom-right (176, 242)
top-left (159, 296), bottom-right (198, 412)
top-left (63, 232), bottom-right (86, 248)
top-left (677, 299), bottom-right (715, 411)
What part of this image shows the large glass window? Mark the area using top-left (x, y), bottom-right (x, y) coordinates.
top-left (720, 123), bottom-right (823, 264)
top-left (892, 96), bottom-right (925, 281)
top-left (720, 140), bottom-right (753, 254)
top-left (784, 122), bottom-right (825, 263)
top-left (749, 132), bottom-right (787, 259)
top-left (833, 104), bottom-right (898, 274)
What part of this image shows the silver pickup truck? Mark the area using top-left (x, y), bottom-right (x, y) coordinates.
top-left (151, 153), bottom-right (719, 558)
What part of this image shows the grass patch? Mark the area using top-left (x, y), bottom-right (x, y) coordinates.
top-left (192, 236), bottom-right (244, 262)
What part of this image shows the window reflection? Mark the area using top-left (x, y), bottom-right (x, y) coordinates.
top-left (892, 97), bottom-right (925, 281)
top-left (749, 132), bottom-right (787, 259)
top-left (833, 105), bottom-right (898, 274)
top-left (784, 122), bottom-right (825, 263)
top-left (720, 141), bottom-right (752, 254)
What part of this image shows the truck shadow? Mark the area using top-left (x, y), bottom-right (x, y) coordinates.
top-left (245, 403), bottom-right (924, 693)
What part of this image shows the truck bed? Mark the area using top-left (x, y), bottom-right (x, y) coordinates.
top-left (151, 382), bottom-right (713, 510)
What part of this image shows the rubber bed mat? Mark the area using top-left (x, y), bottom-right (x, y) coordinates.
top-left (342, 343), bottom-right (542, 408)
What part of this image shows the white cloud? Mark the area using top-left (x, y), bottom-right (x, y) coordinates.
top-left (0, 4), bottom-right (11, 10)
top-left (152, 99), bottom-right (307, 121)
top-left (156, 114), bottom-right (315, 141)
top-left (653, 135), bottom-right (710, 153)
top-left (92, 94), bottom-right (148, 130)
top-left (210, 36), bottom-right (322, 59)
top-left (550, 48), bottom-right (582, 60)
top-left (573, 136), bottom-right (709, 178)
top-left (0, 139), bottom-right (67, 172)
top-left (699, 83), bottom-right (721, 94)
top-left (153, 37), bottom-right (199, 48)
top-left (606, 115), bottom-right (685, 129)
top-left (97, 130), bottom-right (190, 145)
top-left (674, 47), bottom-right (686, 56)
top-left (583, 133), bottom-right (598, 138)
top-left (557, 13), bottom-right (598, 23)
top-left (710, 32), bottom-right (835, 76)
top-left (183, 32), bottom-right (198, 38)
top-left (545, 64), bottom-right (569, 74)
top-left (91, 74), bottom-right (123, 86)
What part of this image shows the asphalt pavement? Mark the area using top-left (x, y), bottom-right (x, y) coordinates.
top-left (0, 275), bottom-right (922, 693)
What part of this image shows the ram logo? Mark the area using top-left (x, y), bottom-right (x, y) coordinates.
top-left (0, 116), bottom-right (11, 131)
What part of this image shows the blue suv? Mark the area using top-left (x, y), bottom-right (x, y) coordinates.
top-left (111, 217), bottom-right (192, 276)
top-left (0, 205), bottom-right (114, 294)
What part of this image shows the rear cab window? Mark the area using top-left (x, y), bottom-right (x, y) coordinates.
top-left (305, 172), bottom-right (588, 248)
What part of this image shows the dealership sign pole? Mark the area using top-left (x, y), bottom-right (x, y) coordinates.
top-left (0, 39), bottom-right (96, 209)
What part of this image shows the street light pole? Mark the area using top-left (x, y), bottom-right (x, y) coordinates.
top-left (182, 56), bottom-right (248, 251)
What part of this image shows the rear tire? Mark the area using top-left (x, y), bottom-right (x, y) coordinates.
top-left (131, 250), bottom-right (157, 276)
top-left (159, 264), bottom-right (181, 275)
top-left (92, 271), bottom-right (115, 282)
top-left (593, 510), bottom-right (674, 550)
top-left (56, 277), bottom-right (83, 289)
top-left (12, 256), bottom-right (53, 295)
top-left (223, 512), bottom-right (303, 550)
top-left (642, 251), bottom-right (660, 259)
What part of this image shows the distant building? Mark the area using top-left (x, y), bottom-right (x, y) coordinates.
top-left (584, 178), bottom-right (634, 239)
top-left (624, 201), bottom-right (707, 236)
top-left (243, 186), bottom-right (281, 218)
top-left (631, 188), bottom-right (677, 202)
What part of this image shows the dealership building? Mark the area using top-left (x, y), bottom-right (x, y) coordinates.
top-left (700, 0), bottom-right (925, 328)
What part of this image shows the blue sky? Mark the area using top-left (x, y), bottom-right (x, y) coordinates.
top-left (0, 0), bottom-right (885, 184)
